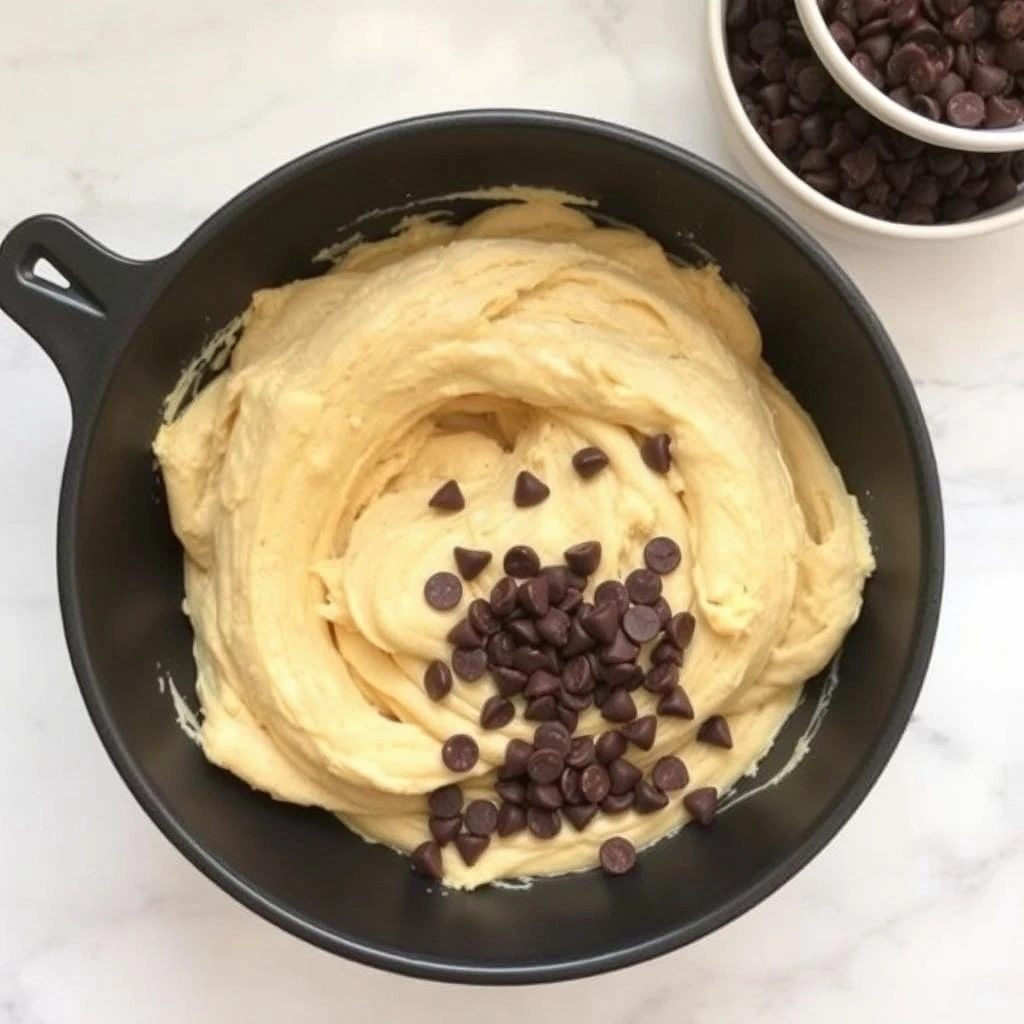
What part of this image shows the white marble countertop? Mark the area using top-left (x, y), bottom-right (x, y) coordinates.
top-left (1, 1), bottom-right (1021, 1020)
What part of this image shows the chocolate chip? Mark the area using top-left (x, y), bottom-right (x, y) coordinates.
top-left (996, 2), bottom-right (1024, 42)
top-left (645, 662), bottom-right (679, 694)
top-left (525, 695), bottom-right (559, 721)
top-left (513, 470), bottom-right (550, 507)
top-left (572, 446), bottom-right (610, 479)
top-left (454, 833), bottom-right (489, 866)
top-left (665, 611), bottom-right (696, 650)
top-left (697, 715), bottom-right (733, 749)
top-left (563, 540), bottom-right (602, 578)
top-left (639, 433), bottom-right (672, 473)
top-left (559, 588), bottom-right (583, 615)
top-left (580, 763), bottom-right (612, 803)
top-left (480, 695), bottom-right (515, 730)
top-left (491, 665), bottom-right (527, 698)
top-left (536, 607), bottom-right (571, 647)
top-left (525, 669), bottom-right (562, 700)
top-left (947, 90), bottom-right (987, 125)
top-left (447, 618), bottom-right (482, 649)
top-left (987, 95), bottom-right (1024, 126)
top-left (559, 766), bottom-right (584, 804)
top-left (602, 663), bottom-right (645, 690)
top-left (513, 646), bottom-right (549, 674)
top-left (501, 738), bottom-right (533, 778)
top-left (559, 687), bottom-right (591, 712)
top-left (840, 145), bottom-right (879, 190)
top-left (643, 536), bottom-right (682, 574)
top-left (561, 654), bottom-right (594, 696)
top-left (566, 735), bottom-right (596, 768)
top-left (634, 779), bottom-right (669, 814)
top-left (496, 780), bottom-right (526, 806)
top-left (599, 836), bottom-right (637, 875)
top-left (657, 686), bottom-right (695, 718)
top-left (527, 807), bottom-right (562, 839)
top-left (528, 782), bottom-right (564, 813)
top-left (464, 799), bottom-right (498, 837)
top-left (489, 577), bottom-right (518, 618)
top-left (600, 791), bottom-right (635, 814)
top-left (453, 546), bottom-right (491, 581)
top-left (971, 62), bottom-right (1009, 96)
top-left (595, 730), bottom-right (627, 764)
top-left (534, 721), bottom-right (572, 756)
top-left (429, 815), bottom-right (462, 845)
top-left (506, 619), bottom-right (540, 647)
top-left (580, 602), bottom-right (621, 644)
top-left (517, 576), bottom-right (550, 617)
top-left (622, 605), bottom-right (661, 644)
top-left (652, 755), bottom-right (690, 792)
top-left (600, 687), bottom-right (637, 724)
top-left (497, 802), bottom-right (527, 836)
top-left (600, 631), bottom-right (640, 666)
top-left (441, 734), bottom-right (479, 773)
top-left (503, 545), bottom-right (541, 578)
top-left (563, 803), bottom-right (599, 831)
top-left (451, 647), bottom-right (488, 681)
top-left (557, 705), bottom-right (579, 732)
top-left (411, 840), bottom-right (443, 879)
top-left (620, 715), bottom-right (657, 751)
top-left (423, 660), bottom-right (453, 701)
top-left (428, 783), bottom-right (463, 817)
top-left (592, 580), bottom-right (628, 615)
top-left (683, 787), bottom-right (719, 826)
top-left (466, 598), bottom-right (500, 637)
top-left (428, 479), bottom-right (464, 511)
top-left (651, 640), bottom-right (683, 666)
top-left (625, 568), bottom-right (662, 605)
top-left (424, 571), bottom-right (462, 611)
top-left (608, 757), bottom-right (643, 795)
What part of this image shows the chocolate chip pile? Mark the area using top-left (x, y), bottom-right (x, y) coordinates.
top-left (728, 0), bottom-right (1024, 223)
top-left (410, 435), bottom-right (725, 883)
top-left (824, 0), bottom-right (1024, 129)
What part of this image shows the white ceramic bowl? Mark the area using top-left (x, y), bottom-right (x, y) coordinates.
top-left (706, 0), bottom-right (1024, 244)
top-left (794, 0), bottom-right (1024, 155)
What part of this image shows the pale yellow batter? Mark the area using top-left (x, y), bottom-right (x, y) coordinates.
top-left (154, 198), bottom-right (874, 889)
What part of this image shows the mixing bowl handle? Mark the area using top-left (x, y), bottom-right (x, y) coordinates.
top-left (0, 214), bottom-right (164, 417)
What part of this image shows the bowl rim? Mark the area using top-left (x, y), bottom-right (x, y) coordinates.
top-left (54, 108), bottom-right (945, 984)
top-left (793, 0), bottom-right (1024, 155)
top-left (707, 0), bottom-right (1024, 240)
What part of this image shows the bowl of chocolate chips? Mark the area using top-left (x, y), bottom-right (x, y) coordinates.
top-left (709, 0), bottom-right (1024, 239)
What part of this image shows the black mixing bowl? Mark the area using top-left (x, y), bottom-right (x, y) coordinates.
top-left (0, 110), bottom-right (943, 983)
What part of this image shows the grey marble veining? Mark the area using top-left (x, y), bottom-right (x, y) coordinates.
top-left (1, 0), bottom-right (1021, 1020)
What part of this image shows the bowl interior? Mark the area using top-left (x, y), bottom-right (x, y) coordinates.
top-left (65, 114), bottom-right (940, 982)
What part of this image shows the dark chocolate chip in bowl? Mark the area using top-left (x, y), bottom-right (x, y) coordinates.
top-left (411, 840), bottom-right (443, 879)
top-left (541, 565), bottom-right (570, 605)
top-left (452, 647), bottom-right (488, 682)
top-left (429, 815), bottom-right (462, 845)
top-left (442, 734), bottom-right (479, 772)
top-left (600, 630), bottom-right (640, 665)
top-left (453, 546), bottom-right (491, 581)
top-left (947, 90), bottom-right (986, 126)
top-left (580, 763), bottom-right (612, 803)
top-left (507, 618), bottom-right (541, 646)
top-left (496, 779), bottom-right (526, 805)
top-left (572, 445), bottom-right (610, 479)
top-left (455, 832), bottom-right (489, 867)
top-left (600, 791), bottom-right (635, 814)
top-left (525, 669), bottom-right (562, 700)
top-left (428, 783), bottom-right (464, 818)
top-left (840, 145), bottom-right (878, 190)
top-left (600, 687), bottom-right (637, 724)
top-left (652, 755), bottom-right (690, 792)
top-left (594, 579), bottom-right (630, 614)
top-left (559, 766), bottom-right (584, 804)
top-left (423, 660), bottom-right (453, 701)
top-left (644, 662), bottom-right (679, 694)
top-left (480, 695), bottom-right (515, 730)
top-left (643, 536), bottom-right (682, 574)
top-left (563, 803), bottom-right (599, 831)
top-left (683, 787), bottom-right (719, 826)
top-left (987, 95), bottom-right (1024, 127)
top-left (608, 757), bottom-right (643, 795)
top-left (501, 738), bottom-right (533, 778)
top-left (513, 470), bottom-right (550, 507)
top-left (622, 605), bottom-right (661, 644)
top-left (527, 807), bottom-right (562, 839)
top-left (657, 686), bottom-right (695, 718)
top-left (536, 607), bottom-right (571, 646)
top-left (634, 779), bottom-right (669, 814)
top-left (513, 646), bottom-right (549, 674)
top-left (595, 729), bottom-right (627, 764)
top-left (581, 601), bottom-right (621, 644)
top-left (562, 618), bottom-right (596, 657)
top-left (564, 540), bottom-right (602, 577)
top-left (517, 576), bottom-right (550, 617)
top-left (466, 598), bottom-right (500, 637)
top-left (697, 715), bottom-right (734, 749)
top-left (562, 654), bottom-right (594, 695)
top-left (997, 1), bottom-right (1024, 41)
top-left (566, 735), bottom-right (596, 768)
top-left (497, 802), bottom-right (527, 836)
top-left (651, 640), bottom-right (683, 666)
top-left (447, 618), bottom-right (482, 649)
top-left (620, 715), bottom-right (657, 751)
top-left (665, 611), bottom-right (696, 650)
top-left (625, 568), bottom-right (662, 605)
top-left (464, 799), bottom-right (499, 836)
top-left (428, 479), bottom-right (464, 511)
top-left (639, 432), bottom-right (672, 473)
top-left (503, 545), bottom-right (541, 578)
top-left (424, 571), bottom-right (462, 611)
top-left (534, 721), bottom-right (572, 756)
top-left (492, 665), bottom-right (527, 698)
top-left (599, 836), bottom-right (637, 876)
top-left (525, 695), bottom-right (559, 721)
top-left (489, 577), bottom-right (519, 619)
top-left (526, 768), bottom-right (565, 807)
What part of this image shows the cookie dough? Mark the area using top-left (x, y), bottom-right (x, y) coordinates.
top-left (154, 197), bottom-right (874, 889)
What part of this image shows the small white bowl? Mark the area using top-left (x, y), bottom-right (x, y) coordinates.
top-left (794, 0), bottom-right (1024, 154)
top-left (705, 0), bottom-right (1024, 244)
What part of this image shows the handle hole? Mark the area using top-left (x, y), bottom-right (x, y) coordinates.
top-left (29, 256), bottom-right (72, 290)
